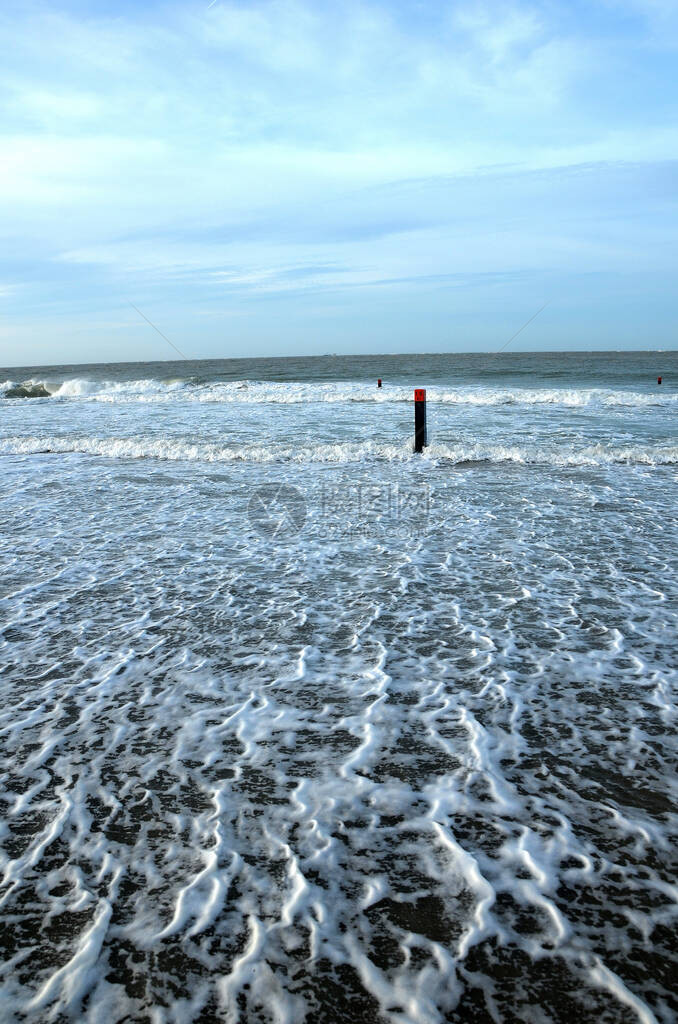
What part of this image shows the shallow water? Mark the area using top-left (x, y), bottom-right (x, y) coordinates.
top-left (1, 352), bottom-right (677, 1022)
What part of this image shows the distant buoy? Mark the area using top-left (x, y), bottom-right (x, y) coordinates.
top-left (377, 378), bottom-right (382, 388)
top-left (658, 376), bottom-right (662, 385)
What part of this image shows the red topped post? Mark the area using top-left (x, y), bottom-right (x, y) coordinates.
top-left (414, 388), bottom-right (427, 452)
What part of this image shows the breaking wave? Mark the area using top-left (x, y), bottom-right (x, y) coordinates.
top-left (2, 435), bottom-right (677, 466)
top-left (1, 381), bottom-right (52, 398)
top-left (2, 377), bottom-right (676, 408)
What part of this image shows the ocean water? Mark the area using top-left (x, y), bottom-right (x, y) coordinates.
top-left (0, 351), bottom-right (676, 1023)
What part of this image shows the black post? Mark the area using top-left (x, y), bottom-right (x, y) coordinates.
top-left (414, 388), bottom-right (427, 452)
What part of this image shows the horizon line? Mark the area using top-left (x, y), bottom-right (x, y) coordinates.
top-left (1, 348), bottom-right (676, 372)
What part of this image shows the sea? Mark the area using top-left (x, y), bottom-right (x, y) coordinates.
top-left (0, 350), bottom-right (676, 1023)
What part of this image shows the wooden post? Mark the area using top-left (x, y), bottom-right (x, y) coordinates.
top-left (414, 388), bottom-right (427, 452)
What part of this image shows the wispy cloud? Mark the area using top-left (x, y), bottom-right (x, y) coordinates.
top-left (0, 0), bottom-right (676, 361)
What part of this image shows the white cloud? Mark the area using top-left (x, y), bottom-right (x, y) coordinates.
top-left (0, 0), bottom-right (676, 360)
top-left (602, 0), bottom-right (678, 45)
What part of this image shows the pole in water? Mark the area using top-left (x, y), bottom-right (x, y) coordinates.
top-left (414, 388), bottom-right (427, 452)
top-left (377, 378), bottom-right (382, 388)
top-left (658, 376), bottom-right (662, 385)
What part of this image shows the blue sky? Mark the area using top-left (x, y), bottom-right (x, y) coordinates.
top-left (0, 0), bottom-right (677, 365)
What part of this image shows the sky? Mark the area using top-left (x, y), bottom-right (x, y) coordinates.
top-left (0, 0), bottom-right (677, 366)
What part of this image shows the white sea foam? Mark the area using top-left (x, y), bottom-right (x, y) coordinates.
top-left (1, 358), bottom-right (677, 1023)
top-left (4, 375), bottom-right (678, 408)
top-left (2, 434), bottom-right (677, 466)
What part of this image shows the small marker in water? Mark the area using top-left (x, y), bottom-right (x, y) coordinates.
top-left (658, 376), bottom-right (662, 385)
top-left (414, 388), bottom-right (427, 453)
top-left (377, 378), bottom-right (382, 388)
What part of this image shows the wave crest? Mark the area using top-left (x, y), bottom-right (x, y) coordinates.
top-left (2, 435), bottom-right (677, 466)
top-left (1, 380), bottom-right (52, 398)
top-left (3, 375), bottom-right (676, 408)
